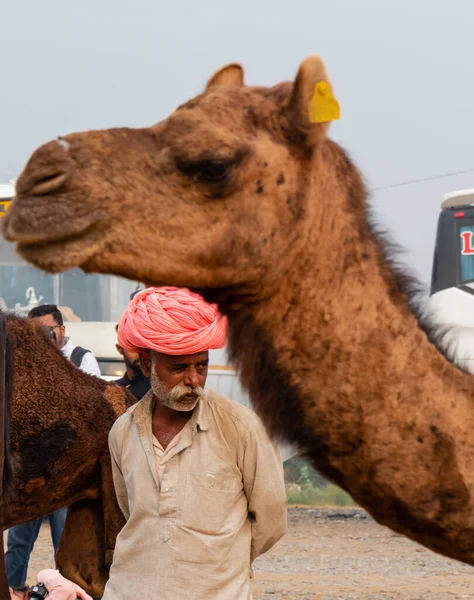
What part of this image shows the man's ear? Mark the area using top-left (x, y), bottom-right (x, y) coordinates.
top-left (206, 63), bottom-right (244, 89)
top-left (283, 54), bottom-right (339, 147)
top-left (116, 344), bottom-right (124, 357)
top-left (139, 351), bottom-right (152, 378)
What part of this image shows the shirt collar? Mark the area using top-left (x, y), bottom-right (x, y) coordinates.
top-left (60, 337), bottom-right (73, 355)
top-left (131, 388), bottom-right (209, 432)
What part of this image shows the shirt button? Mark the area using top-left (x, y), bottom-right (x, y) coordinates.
top-left (164, 487), bottom-right (170, 492)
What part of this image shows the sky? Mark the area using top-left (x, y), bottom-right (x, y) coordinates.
top-left (2, 0), bottom-right (474, 291)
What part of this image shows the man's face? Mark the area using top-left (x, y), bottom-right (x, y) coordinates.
top-left (31, 314), bottom-right (65, 348)
top-left (116, 344), bottom-right (141, 374)
top-left (140, 350), bottom-right (209, 412)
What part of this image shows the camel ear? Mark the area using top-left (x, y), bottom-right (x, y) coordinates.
top-left (206, 63), bottom-right (244, 89)
top-left (285, 55), bottom-right (339, 147)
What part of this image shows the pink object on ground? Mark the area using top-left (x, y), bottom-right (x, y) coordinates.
top-left (118, 286), bottom-right (227, 355)
top-left (36, 570), bottom-right (92, 600)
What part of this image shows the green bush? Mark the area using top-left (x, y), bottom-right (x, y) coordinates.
top-left (286, 482), bottom-right (356, 507)
top-left (284, 456), bottom-right (328, 488)
top-left (284, 456), bottom-right (356, 507)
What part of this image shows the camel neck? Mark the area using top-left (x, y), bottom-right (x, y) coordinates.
top-left (225, 142), bottom-right (474, 564)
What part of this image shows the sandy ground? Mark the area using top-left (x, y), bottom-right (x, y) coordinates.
top-left (8, 507), bottom-right (474, 599)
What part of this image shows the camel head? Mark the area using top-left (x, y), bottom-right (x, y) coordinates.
top-left (3, 56), bottom-right (338, 302)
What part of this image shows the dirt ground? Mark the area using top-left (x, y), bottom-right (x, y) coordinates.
top-left (13, 507), bottom-right (474, 599)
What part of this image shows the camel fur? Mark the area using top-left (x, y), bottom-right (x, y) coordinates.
top-left (0, 313), bottom-right (134, 599)
top-left (4, 55), bottom-right (474, 567)
top-left (0, 313), bottom-right (12, 598)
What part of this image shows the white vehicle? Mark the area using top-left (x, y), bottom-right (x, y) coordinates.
top-left (426, 188), bottom-right (474, 374)
top-left (0, 180), bottom-right (296, 459)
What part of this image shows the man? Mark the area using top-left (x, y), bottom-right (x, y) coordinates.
top-left (104, 286), bottom-right (287, 600)
top-left (114, 324), bottom-right (150, 400)
top-left (5, 304), bottom-right (101, 599)
top-left (27, 304), bottom-right (101, 376)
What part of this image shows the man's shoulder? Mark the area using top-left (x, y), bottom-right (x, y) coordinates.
top-left (69, 344), bottom-right (101, 376)
top-left (64, 342), bottom-right (93, 369)
top-left (205, 389), bottom-right (265, 434)
top-left (115, 375), bottom-right (128, 387)
top-left (70, 345), bottom-right (90, 359)
top-left (109, 405), bottom-right (136, 439)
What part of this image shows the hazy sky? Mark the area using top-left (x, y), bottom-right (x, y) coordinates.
top-left (2, 0), bottom-right (474, 289)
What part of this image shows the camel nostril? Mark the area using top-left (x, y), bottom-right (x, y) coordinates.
top-left (28, 172), bottom-right (69, 196)
top-left (14, 138), bottom-right (73, 198)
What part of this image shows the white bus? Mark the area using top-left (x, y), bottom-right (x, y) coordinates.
top-left (426, 188), bottom-right (474, 374)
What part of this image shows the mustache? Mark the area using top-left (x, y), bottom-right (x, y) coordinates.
top-left (169, 385), bottom-right (205, 401)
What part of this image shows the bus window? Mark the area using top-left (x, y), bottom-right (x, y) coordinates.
top-left (459, 223), bottom-right (474, 284)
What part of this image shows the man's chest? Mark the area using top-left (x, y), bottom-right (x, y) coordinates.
top-left (152, 422), bottom-right (185, 449)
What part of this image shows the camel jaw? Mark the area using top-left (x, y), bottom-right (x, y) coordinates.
top-left (11, 223), bottom-right (103, 274)
top-left (2, 190), bottom-right (109, 274)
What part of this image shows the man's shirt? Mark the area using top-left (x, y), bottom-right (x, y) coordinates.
top-left (104, 389), bottom-right (287, 600)
top-left (115, 371), bottom-right (151, 400)
top-left (61, 337), bottom-right (101, 377)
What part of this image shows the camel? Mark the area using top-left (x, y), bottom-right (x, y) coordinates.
top-left (3, 54), bottom-right (474, 567)
top-left (0, 312), bottom-right (134, 599)
top-left (0, 312), bottom-right (13, 599)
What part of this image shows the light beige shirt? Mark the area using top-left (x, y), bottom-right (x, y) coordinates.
top-left (104, 388), bottom-right (287, 600)
top-left (152, 432), bottom-right (184, 488)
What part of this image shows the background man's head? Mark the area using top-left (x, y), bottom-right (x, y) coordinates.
top-left (117, 286), bottom-right (227, 413)
top-left (115, 324), bottom-right (141, 375)
top-left (28, 304), bottom-right (65, 347)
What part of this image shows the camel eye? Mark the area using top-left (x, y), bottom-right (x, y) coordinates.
top-left (176, 159), bottom-right (232, 184)
top-left (196, 161), bottom-right (230, 183)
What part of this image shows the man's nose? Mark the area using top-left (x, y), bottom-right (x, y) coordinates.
top-left (183, 367), bottom-right (199, 388)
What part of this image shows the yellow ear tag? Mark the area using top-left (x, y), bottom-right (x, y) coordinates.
top-left (309, 81), bottom-right (340, 124)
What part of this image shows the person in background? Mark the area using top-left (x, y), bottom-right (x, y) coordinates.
top-left (5, 304), bottom-right (101, 599)
top-left (104, 287), bottom-right (287, 600)
top-left (115, 324), bottom-right (150, 400)
top-left (26, 570), bottom-right (92, 600)
top-left (26, 304), bottom-right (101, 376)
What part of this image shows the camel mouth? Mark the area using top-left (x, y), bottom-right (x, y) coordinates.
top-left (15, 223), bottom-right (102, 273)
top-left (16, 224), bottom-right (93, 246)
top-left (25, 172), bottom-right (69, 197)
top-left (3, 190), bottom-right (105, 244)
top-left (4, 206), bottom-right (98, 244)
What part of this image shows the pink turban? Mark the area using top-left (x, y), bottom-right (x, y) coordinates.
top-left (117, 286), bottom-right (227, 355)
